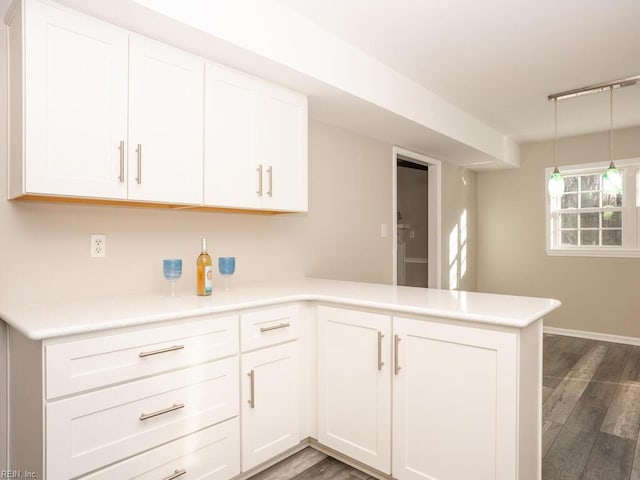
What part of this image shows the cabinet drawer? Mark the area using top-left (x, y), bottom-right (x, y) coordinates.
top-left (81, 417), bottom-right (240, 480)
top-left (241, 305), bottom-right (299, 352)
top-left (47, 357), bottom-right (239, 479)
top-left (46, 314), bottom-right (238, 399)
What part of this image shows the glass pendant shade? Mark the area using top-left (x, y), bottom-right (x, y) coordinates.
top-left (548, 166), bottom-right (565, 197)
top-left (603, 161), bottom-right (622, 194)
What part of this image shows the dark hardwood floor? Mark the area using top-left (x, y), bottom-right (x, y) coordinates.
top-left (542, 334), bottom-right (640, 480)
top-left (248, 448), bottom-right (376, 480)
top-left (250, 334), bottom-right (639, 480)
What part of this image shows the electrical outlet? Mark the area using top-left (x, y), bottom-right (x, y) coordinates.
top-left (90, 234), bottom-right (106, 258)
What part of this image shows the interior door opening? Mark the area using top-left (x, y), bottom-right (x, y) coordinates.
top-left (392, 147), bottom-right (441, 288)
top-left (396, 159), bottom-right (429, 287)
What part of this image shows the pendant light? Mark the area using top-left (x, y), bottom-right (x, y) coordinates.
top-left (603, 87), bottom-right (622, 194)
top-left (548, 99), bottom-right (565, 197)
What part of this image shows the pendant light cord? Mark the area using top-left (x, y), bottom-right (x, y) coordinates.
top-left (609, 87), bottom-right (614, 167)
top-left (554, 99), bottom-right (558, 169)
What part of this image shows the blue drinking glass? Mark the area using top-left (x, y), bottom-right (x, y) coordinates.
top-left (218, 257), bottom-right (236, 291)
top-left (163, 259), bottom-right (182, 297)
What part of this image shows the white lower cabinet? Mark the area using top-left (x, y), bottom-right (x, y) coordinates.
top-left (81, 418), bottom-right (240, 480)
top-left (241, 341), bottom-right (301, 471)
top-left (316, 307), bottom-right (521, 480)
top-left (8, 300), bottom-right (537, 480)
top-left (47, 357), bottom-right (239, 479)
top-left (317, 306), bottom-right (391, 474)
top-left (392, 316), bottom-right (518, 480)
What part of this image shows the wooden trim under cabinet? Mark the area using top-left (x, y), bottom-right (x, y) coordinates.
top-left (12, 194), bottom-right (303, 215)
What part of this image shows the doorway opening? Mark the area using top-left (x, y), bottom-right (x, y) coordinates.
top-left (392, 147), bottom-right (441, 288)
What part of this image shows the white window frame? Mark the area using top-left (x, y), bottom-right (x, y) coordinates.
top-left (546, 158), bottom-right (640, 258)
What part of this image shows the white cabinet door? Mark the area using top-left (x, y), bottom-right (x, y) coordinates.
top-left (241, 342), bottom-right (300, 471)
top-left (128, 35), bottom-right (203, 204)
top-left (25, 0), bottom-right (128, 199)
top-left (47, 358), bottom-right (239, 479)
top-left (204, 63), bottom-right (262, 209)
top-left (392, 316), bottom-right (518, 480)
top-left (261, 83), bottom-right (308, 212)
top-left (317, 306), bottom-right (391, 474)
top-left (81, 418), bottom-right (240, 480)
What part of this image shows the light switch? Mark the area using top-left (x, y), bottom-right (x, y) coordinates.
top-left (381, 224), bottom-right (388, 238)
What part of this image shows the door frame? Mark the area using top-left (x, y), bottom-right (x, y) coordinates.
top-left (392, 146), bottom-right (442, 288)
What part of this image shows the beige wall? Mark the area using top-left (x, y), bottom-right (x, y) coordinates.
top-left (478, 126), bottom-right (640, 337)
top-left (304, 121), bottom-right (393, 283)
top-left (442, 164), bottom-right (478, 292)
top-left (0, 127), bottom-right (393, 306)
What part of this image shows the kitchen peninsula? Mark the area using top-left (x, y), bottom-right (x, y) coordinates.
top-left (1, 278), bottom-right (560, 480)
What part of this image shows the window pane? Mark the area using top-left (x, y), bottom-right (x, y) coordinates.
top-left (602, 193), bottom-right (623, 207)
top-left (602, 211), bottom-right (622, 228)
top-left (602, 230), bottom-right (622, 246)
top-left (561, 213), bottom-right (578, 228)
top-left (561, 230), bottom-right (578, 246)
top-left (580, 230), bottom-right (599, 246)
top-left (580, 192), bottom-right (600, 208)
top-left (580, 175), bottom-right (600, 191)
top-left (564, 176), bottom-right (579, 192)
top-left (561, 193), bottom-right (578, 209)
top-left (580, 213), bottom-right (599, 228)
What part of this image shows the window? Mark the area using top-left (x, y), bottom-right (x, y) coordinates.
top-left (546, 160), bottom-right (640, 257)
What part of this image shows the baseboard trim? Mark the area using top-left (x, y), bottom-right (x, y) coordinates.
top-left (544, 326), bottom-right (640, 346)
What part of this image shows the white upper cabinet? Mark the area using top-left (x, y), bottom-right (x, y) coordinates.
top-left (204, 63), bottom-right (262, 209)
top-left (7, 0), bottom-right (307, 212)
top-left (204, 65), bottom-right (308, 212)
top-left (19, 0), bottom-right (129, 199)
top-left (261, 84), bottom-right (308, 212)
top-left (128, 35), bottom-right (204, 205)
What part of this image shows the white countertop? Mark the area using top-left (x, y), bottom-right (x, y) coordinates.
top-left (0, 278), bottom-right (561, 340)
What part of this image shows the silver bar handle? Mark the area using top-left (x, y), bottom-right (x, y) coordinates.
top-left (118, 140), bottom-right (125, 183)
top-left (378, 331), bottom-right (384, 371)
top-left (139, 403), bottom-right (184, 421)
top-left (394, 334), bottom-right (401, 375)
top-left (163, 469), bottom-right (187, 480)
top-left (248, 370), bottom-right (255, 408)
top-left (136, 144), bottom-right (142, 184)
top-left (267, 166), bottom-right (273, 197)
top-left (260, 322), bottom-right (290, 333)
top-left (139, 344), bottom-right (184, 358)
top-left (256, 165), bottom-right (263, 196)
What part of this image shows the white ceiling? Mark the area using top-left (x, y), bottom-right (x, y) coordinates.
top-left (2, 0), bottom-right (637, 159)
top-left (271, 0), bottom-right (640, 143)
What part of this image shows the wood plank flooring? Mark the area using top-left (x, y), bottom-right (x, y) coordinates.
top-left (248, 449), bottom-right (376, 480)
top-left (543, 334), bottom-right (640, 480)
top-left (249, 334), bottom-right (639, 480)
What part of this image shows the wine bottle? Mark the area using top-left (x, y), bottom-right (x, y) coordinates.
top-left (196, 238), bottom-right (213, 296)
